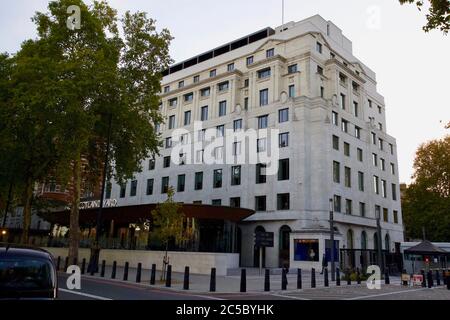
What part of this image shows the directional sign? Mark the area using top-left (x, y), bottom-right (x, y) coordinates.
top-left (254, 232), bottom-right (274, 248)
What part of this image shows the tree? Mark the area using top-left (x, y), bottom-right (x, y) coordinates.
top-left (399, 0), bottom-right (450, 34)
top-left (402, 134), bottom-right (450, 241)
top-left (151, 187), bottom-right (191, 280)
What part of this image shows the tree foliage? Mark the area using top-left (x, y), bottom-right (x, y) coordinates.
top-left (399, 0), bottom-right (450, 34)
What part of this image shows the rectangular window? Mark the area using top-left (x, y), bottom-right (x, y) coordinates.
top-left (232, 141), bottom-right (241, 156)
top-left (341, 119), bottom-right (348, 133)
top-left (320, 86), bottom-right (324, 98)
top-left (279, 132), bottom-right (289, 148)
top-left (213, 169), bottom-right (222, 188)
top-left (340, 94), bottom-right (346, 110)
top-left (178, 80), bottom-right (184, 88)
top-left (392, 183), bottom-right (397, 201)
top-left (288, 85), bottom-right (295, 98)
top-left (258, 68), bottom-right (271, 79)
top-left (218, 81), bottom-right (229, 92)
top-left (146, 179), bottom-right (154, 195)
top-left (266, 48), bottom-right (274, 58)
top-left (259, 89), bottom-right (269, 106)
top-left (316, 42), bottom-right (323, 53)
top-left (334, 195), bottom-right (342, 213)
top-left (233, 119), bottom-right (242, 132)
top-left (214, 146), bottom-right (223, 160)
top-left (372, 153), bottom-right (378, 167)
top-left (219, 101), bottom-right (227, 117)
top-left (193, 75), bottom-right (200, 83)
top-left (165, 137), bottom-right (172, 148)
top-left (381, 158), bottom-right (386, 171)
top-left (358, 172), bottom-right (364, 191)
top-left (378, 138), bottom-right (384, 151)
top-left (184, 92), bottom-right (193, 102)
top-left (368, 99), bottom-right (372, 108)
top-left (216, 125), bottom-right (224, 137)
top-left (169, 98), bottom-right (177, 108)
top-left (210, 69), bottom-right (216, 77)
top-left (105, 182), bottom-right (112, 199)
top-left (244, 97), bottom-right (249, 110)
top-left (381, 180), bottom-right (387, 198)
top-left (339, 73), bottom-right (347, 86)
top-left (373, 176), bottom-right (380, 194)
top-left (355, 126), bottom-right (361, 139)
top-left (390, 163), bottom-right (396, 175)
top-left (148, 158), bottom-right (155, 170)
top-left (246, 56), bottom-right (254, 65)
top-left (288, 64), bottom-right (297, 74)
top-left (120, 184), bottom-right (126, 198)
top-left (177, 174), bottom-right (185, 192)
top-left (129, 180), bottom-right (137, 197)
top-left (227, 63), bottom-right (235, 72)
top-left (201, 106), bottom-right (208, 121)
top-left (230, 197), bottom-right (241, 208)
top-left (378, 123), bottom-right (383, 131)
top-left (231, 166), bottom-right (241, 186)
top-left (212, 199), bottom-right (222, 206)
top-left (345, 199), bottom-right (352, 215)
top-left (359, 202), bottom-right (366, 217)
top-left (258, 115), bottom-right (268, 129)
top-left (278, 108), bottom-right (289, 123)
top-left (184, 111), bottom-right (191, 126)
top-left (357, 148), bottom-right (363, 162)
top-left (333, 161), bottom-right (340, 183)
top-left (194, 172), bottom-right (203, 190)
top-left (200, 87), bottom-right (210, 97)
top-left (163, 156), bottom-right (171, 168)
top-left (393, 210), bottom-right (399, 224)
top-left (164, 86), bottom-right (170, 93)
top-left (332, 112), bottom-right (339, 126)
top-left (256, 163), bottom-right (267, 184)
top-left (332, 135), bottom-right (339, 150)
top-left (196, 149), bottom-right (204, 163)
top-left (161, 177), bottom-right (169, 194)
top-left (353, 102), bottom-right (359, 117)
top-left (198, 129), bottom-right (206, 142)
top-left (345, 167), bottom-right (351, 188)
top-left (255, 196), bottom-right (267, 211)
top-left (375, 205), bottom-right (381, 220)
top-left (389, 143), bottom-right (394, 155)
top-left (317, 65), bottom-right (323, 75)
top-left (378, 105), bottom-right (382, 114)
top-left (371, 132), bottom-right (377, 145)
top-left (277, 193), bottom-right (290, 210)
top-left (244, 79), bottom-right (249, 87)
top-left (168, 115), bottom-right (175, 129)
top-left (257, 138), bottom-right (266, 153)
top-left (344, 142), bottom-right (350, 156)
top-left (278, 159), bottom-right (290, 181)
top-left (383, 208), bottom-right (389, 222)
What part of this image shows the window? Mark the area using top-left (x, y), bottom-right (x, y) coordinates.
top-left (244, 79), bottom-right (249, 87)
top-left (197, 129), bottom-right (206, 142)
top-left (340, 94), bottom-right (346, 110)
top-left (218, 81), bottom-right (229, 92)
top-left (355, 126), bottom-right (361, 139)
top-left (384, 180), bottom-right (390, 199)
top-left (184, 111), bottom-right (191, 126)
top-left (258, 68), bottom-right (271, 79)
top-left (161, 177), bottom-right (169, 194)
top-left (389, 143), bottom-right (394, 155)
top-left (257, 138), bottom-right (266, 153)
top-left (333, 161), bottom-right (340, 183)
top-left (227, 63), bottom-right (235, 72)
top-left (255, 196), bottom-right (267, 211)
top-left (378, 138), bottom-right (384, 151)
top-left (334, 195), bottom-right (342, 212)
top-left (358, 172), bottom-right (364, 191)
top-left (148, 158), bottom-right (155, 170)
top-left (353, 102), bottom-right (359, 117)
top-left (214, 146), bottom-right (223, 160)
top-left (212, 199), bottom-right (222, 206)
top-left (378, 123), bottom-right (383, 131)
top-left (233, 119), bottom-right (242, 132)
top-left (200, 87), bottom-right (210, 97)
top-left (201, 106), bottom-right (208, 121)
top-left (378, 105), bottom-right (382, 114)
top-left (279, 108), bottom-right (289, 123)
top-left (341, 119), bottom-right (348, 133)
top-left (163, 156), bottom-right (171, 168)
top-left (213, 169), bottom-right (222, 188)
top-left (390, 163), bottom-right (396, 175)
top-left (332, 112), bottom-right (339, 126)
top-left (246, 56), bottom-right (254, 65)
top-left (177, 174), bottom-right (185, 192)
top-left (345, 199), bottom-right (352, 215)
top-left (169, 98), bottom-right (177, 108)
top-left (288, 64), bottom-right (297, 74)
top-left (278, 159), bottom-right (290, 181)
top-left (373, 176), bottom-right (380, 194)
top-left (277, 193), bottom-right (290, 210)
top-left (317, 65), bottom-right (323, 75)
top-left (232, 141), bottom-right (241, 156)
top-left (393, 210), bottom-right (399, 224)
top-left (357, 148), bottom-right (363, 162)
top-left (359, 202), bottom-right (366, 217)
top-left (210, 69), bottom-right (216, 77)
top-left (194, 172), bottom-right (203, 190)
top-left (266, 48), bottom-right (275, 58)
top-left (288, 85), bottom-right (295, 98)
top-left (372, 153), bottom-right (378, 167)
top-left (332, 135), bottom-right (339, 150)
top-left (368, 99), bottom-right (372, 108)
top-left (316, 42), bottom-right (322, 53)
top-left (345, 167), bottom-right (351, 188)
top-left (196, 149), bottom-right (204, 163)
top-left (193, 75), bottom-right (200, 83)
top-left (392, 184), bottom-right (397, 201)
top-left (259, 89), bottom-right (269, 106)
top-left (231, 166), bottom-right (241, 185)
top-left (383, 208), bottom-right (389, 222)
top-left (230, 197), bottom-right (241, 208)
top-left (105, 182), bottom-right (112, 199)
top-left (219, 101), bottom-right (227, 117)
top-left (178, 80), bottom-right (184, 88)
top-left (244, 97), bottom-right (249, 110)
top-left (320, 86), bottom-right (324, 98)
top-left (279, 132), bottom-right (289, 148)
top-left (256, 163), bottom-right (267, 184)
top-left (165, 137), bottom-right (172, 148)
top-left (168, 115), bottom-right (175, 129)
top-left (146, 179), bottom-right (154, 195)
top-left (184, 92), bottom-right (193, 102)
top-left (258, 115), bottom-right (268, 129)
top-left (120, 184), bottom-right (126, 198)
top-left (344, 142), bottom-right (350, 156)
top-left (371, 132), bottom-right (376, 144)
top-left (339, 73), bottom-right (347, 85)
top-left (380, 158), bottom-right (386, 171)
top-left (216, 125), bottom-right (224, 137)
top-left (375, 205), bottom-right (381, 220)
top-left (179, 153), bottom-right (186, 165)
top-left (164, 86), bottom-right (170, 93)
top-left (352, 81), bottom-right (359, 92)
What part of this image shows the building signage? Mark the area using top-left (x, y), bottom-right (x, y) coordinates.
top-left (79, 199), bottom-right (118, 210)
top-left (254, 232), bottom-right (274, 248)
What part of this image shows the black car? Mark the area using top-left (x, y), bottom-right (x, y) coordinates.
top-left (0, 245), bottom-right (58, 299)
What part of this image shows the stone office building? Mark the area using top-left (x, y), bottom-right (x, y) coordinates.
top-left (106, 15), bottom-right (404, 271)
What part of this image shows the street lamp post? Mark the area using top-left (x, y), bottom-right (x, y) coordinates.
top-left (1, 182), bottom-right (13, 242)
top-left (329, 198), bottom-right (335, 281)
top-left (375, 209), bottom-right (384, 274)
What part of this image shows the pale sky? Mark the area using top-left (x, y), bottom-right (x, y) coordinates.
top-left (1, 0), bottom-right (449, 184)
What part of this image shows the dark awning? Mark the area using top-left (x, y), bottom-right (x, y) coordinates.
top-left (404, 240), bottom-right (448, 255)
top-left (39, 203), bottom-right (255, 226)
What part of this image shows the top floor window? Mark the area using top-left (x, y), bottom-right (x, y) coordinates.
top-left (288, 64), bottom-right (298, 74)
top-left (246, 56), bottom-right (254, 65)
top-left (193, 75), bottom-right (200, 83)
top-left (218, 81), bottom-right (229, 92)
top-left (210, 69), bottom-right (216, 77)
top-left (178, 80), bottom-right (184, 88)
top-left (164, 86), bottom-right (170, 93)
top-left (316, 42), bottom-right (323, 53)
top-left (266, 48), bottom-right (274, 58)
top-left (227, 63), bottom-right (235, 72)
top-left (258, 68), bottom-right (271, 79)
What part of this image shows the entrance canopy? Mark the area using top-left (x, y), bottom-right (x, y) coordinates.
top-left (404, 240), bottom-right (447, 255)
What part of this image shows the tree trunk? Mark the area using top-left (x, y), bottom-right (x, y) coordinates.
top-left (21, 177), bottom-right (33, 245)
top-left (68, 154), bottom-right (82, 264)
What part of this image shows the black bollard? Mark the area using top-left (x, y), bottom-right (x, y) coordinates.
top-left (421, 270), bottom-right (426, 287)
top-left (265, 269), bottom-right (270, 292)
top-left (210, 268), bottom-right (216, 292)
top-left (150, 264), bottom-right (156, 285)
top-left (427, 271), bottom-right (433, 288)
top-left (90, 259), bottom-right (95, 276)
top-left (347, 270), bottom-right (351, 285)
top-left (240, 269), bottom-right (246, 293)
top-left (436, 270), bottom-right (440, 286)
top-left (324, 268), bottom-right (329, 287)
top-left (336, 268), bottom-right (341, 286)
top-left (297, 269), bottom-right (302, 290)
top-left (73, 257), bottom-right (78, 267)
top-left (281, 268), bottom-right (287, 290)
top-left (136, 263), bottom-right (142, 283)
top-left (81, 258), bottom-right (86, 275)
top-left (385, 271), bottom-right (390, 285)
top-left (64, 257), bottom-right (69, 272)
top-left (311, 268), bottom-right (316, 288)
top-left (111, 261), bottom-right (117, 279)
top-left (123, 262), bottom-right (129, 281)
top-left (166, 265), bottom-right (172, 287)
top-left (184, 266), bottom-right (190, 290)
top-left (356, 268), bottom-right (361, 284)
top-left (100, 260), bottom-right (105, 278)
top-left (56, 256), bottom-right (61, 271)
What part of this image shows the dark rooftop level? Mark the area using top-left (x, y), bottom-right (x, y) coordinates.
top-left (162, 27), bottom-right (275, 77)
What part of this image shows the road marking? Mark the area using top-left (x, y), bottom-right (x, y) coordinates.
top-left (269, 293), bottom-right (310, 300)
top-left (59, 288), bottom-right (112, 300)
top-left (346, 288), bottom-right (428, 300)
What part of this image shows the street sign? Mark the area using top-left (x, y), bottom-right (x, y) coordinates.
top-left (255, 232), bottom-right (274, 248)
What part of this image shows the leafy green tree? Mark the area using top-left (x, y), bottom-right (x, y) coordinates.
top-left (399, 0), bottom-right (450, 34)
top-left (402, 134), bottom-right (450, 241)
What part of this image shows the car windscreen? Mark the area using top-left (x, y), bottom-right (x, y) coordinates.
top-left (0, 257), bottom-right (55, 291)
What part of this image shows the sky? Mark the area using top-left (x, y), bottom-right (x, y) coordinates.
top-left (0, 0), bottom-right (449, 184)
